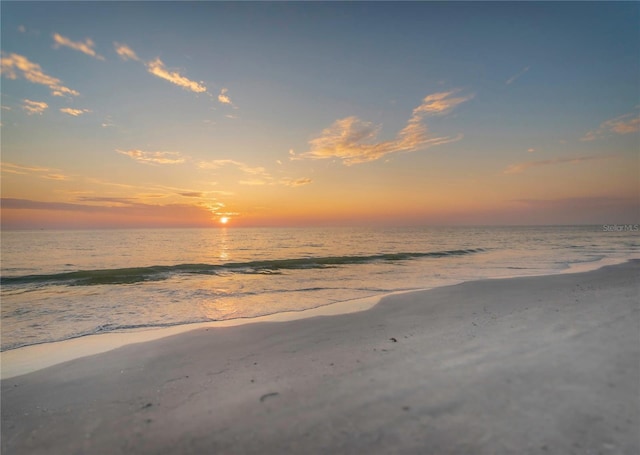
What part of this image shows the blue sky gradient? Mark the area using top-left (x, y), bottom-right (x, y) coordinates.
top-left (1, 2), bottom-right (638, 228)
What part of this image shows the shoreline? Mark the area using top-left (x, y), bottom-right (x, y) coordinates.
top-left (2, 259), bottom-right (638, 454)
top-left (1, 255), bottom-right (635, 380)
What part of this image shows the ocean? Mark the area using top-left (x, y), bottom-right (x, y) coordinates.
top-left (1, 225), bottom-right (638, 352)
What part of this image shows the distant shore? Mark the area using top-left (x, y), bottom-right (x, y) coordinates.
top-left (2, 260), bottom-right (638, 454)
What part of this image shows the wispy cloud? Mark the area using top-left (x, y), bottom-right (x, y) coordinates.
top-left (60, 107), bottom-right (91, 117)
top-left (146, 58), bottom-right (207, 93)
top-left (218, 88), bottom-right (234, 106)
top-left (301, 90), bottom-right (472, 165)
top-left (412, 90), bottom-right (475, 115)
top-left (113, 43), bottom-right (237, 105)
top-left (1, 162), bottom-right (53, 175)
top-left (198, 158), bottom-right (309, 187)
top-left (113, 42), bottom-right (140, 61)
top-left (116, 149), bottom-right (187, 165)
top-left (76, 196), bottom-right (137, 205)
top-left (22, 99), bottom-right (48, 115)
top-left (506, 66), bottom-right (530, 85)
top-left (503, 154), bottom-right (617, 174)
top-left (0, 52), bottom-right (79, 96)
top-left (1, 198), bottom-right (219, 228)
top-left (42, 173), bottom-right (68, 181)
top-left (1, 161), bottom-right (70, 181)
top-left (178, 191), bottom-right (205, 198)
top-left (198, 159), bottom-right (269, 177)
top-left (280, 177), bottom-right (313, 187)
top-left (581, 111), bottom-right (640, 141)
top-left (101, 116), bottom-right (115, 128)
top-left (53, 33), bottom-right (105, 60)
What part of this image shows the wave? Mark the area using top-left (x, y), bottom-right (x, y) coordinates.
top-left (1, 248), bottom-right (485, 287)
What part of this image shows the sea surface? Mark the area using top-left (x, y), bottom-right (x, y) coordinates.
top-left (1, 225), bottom-right (638, 351)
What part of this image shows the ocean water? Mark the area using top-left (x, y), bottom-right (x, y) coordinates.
top-left (1, 225), bottom-right (638, 351)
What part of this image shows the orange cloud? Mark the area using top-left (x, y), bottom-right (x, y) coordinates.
top-left (199, 159), bottom-right (269, 177)
top-left (412, 90), bottom-right (474, 115)
top-left (22, 99), bottom-right (48, 115)
top-left (112, 43), bottom-right (237, 104)
top-left (146, 57), bottom-right (207, 93)
top-left (581, 111), bottom-right (640, 141)
top-left (302, 90), bottom-right (471, 165)
top-left (60, 107), bottom-right (91, 117)
top-left (114, 42), bottom-right (140, 61)
top-left (1, 162), bottom-right (71, 182)
top-left (1, 162), bottom-right (54, 175)
top-left (0, 52), bottom-right (79, 96)
top-left (1, 198), bottom-right (217, 229)
top-left (280, 177), bottom-right (313, 187)
top-left (53, 33), bottom-right (105, 60)
top-left (218, 88), bottom-right (234, 106)
top-left (116, 149), bottom-right (186, 165)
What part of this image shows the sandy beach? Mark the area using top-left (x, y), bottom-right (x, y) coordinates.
top-left (2, 261), bottom-right (638, 454)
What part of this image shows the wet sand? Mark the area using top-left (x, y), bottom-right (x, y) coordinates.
top-left (2, 261), bottom-right (638, 454)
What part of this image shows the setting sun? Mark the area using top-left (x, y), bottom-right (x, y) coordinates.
top-left (220, 217), bottom-right (229, 225)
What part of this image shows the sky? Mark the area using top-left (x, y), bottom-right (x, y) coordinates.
top-left (1, 1), bottom-right (638, 229)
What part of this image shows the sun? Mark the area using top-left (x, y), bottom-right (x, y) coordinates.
top-left (220, 217), bottom-right (229, 225)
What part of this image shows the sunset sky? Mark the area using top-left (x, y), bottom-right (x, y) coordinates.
top-left (1, 2), bottom-right (638, 229)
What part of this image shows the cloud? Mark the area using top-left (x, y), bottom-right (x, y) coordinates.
top-left (101, 116), bottom-right (115, 128)
top-left (1, 162), bottom-right (53, 175)
top-left (53, 33), bottom-right (105, 60)
top-left (113, 43), bottom-right (237, 105)
top-left (503, 154), bottom-right (617, 174)
top-left (198, 158), bottom-right (307, 187)
top-left (412, 90), bottom-right (475, 116)
top-left (22, 99), bottom-right (48, 115)
top-left (0, 52), bottom-right (79, 96)
top-left (218, 88), bottom-right (234, 106)
top-left (1, 161), bottom-right (71, 181)
top-left (1, 198), bottom-right (220, 228)
top-left (280, 177), bottom-right (313, 187)
top-left (198, 159), bottom-right (269, 177)
top-left (527, 148), bottom-right (535, 153)
top-left (116, 149), bottom-right (186, 165)
top-left (42, 173), bottom-right (68, 181)
top-left (581, 111), bottom-right (640, 141)
top-left (301, 90), bottom-right (471, 165)
top-left (60, 107), bottom-right (91, 117)
top-left (146, 57), bottom-right (207, 93)
top-left (114, 42), bottom-right (140, 61)
top-left (602, 114), bottom-right (640, 134)
top-left (113, 43), bottom-right (238, 106)
top-left (178, 192), bottom-right (205, 198)
top-left (506, 66), bottom-right (530, 85)
top-left (76, 196), bottom-right (136, 205)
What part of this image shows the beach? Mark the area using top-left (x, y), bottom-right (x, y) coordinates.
top-left (2, 260), bottom-right (638, 454)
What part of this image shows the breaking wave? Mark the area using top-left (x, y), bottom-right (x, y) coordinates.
top-left (1, 248), bottom-right (485, 287)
